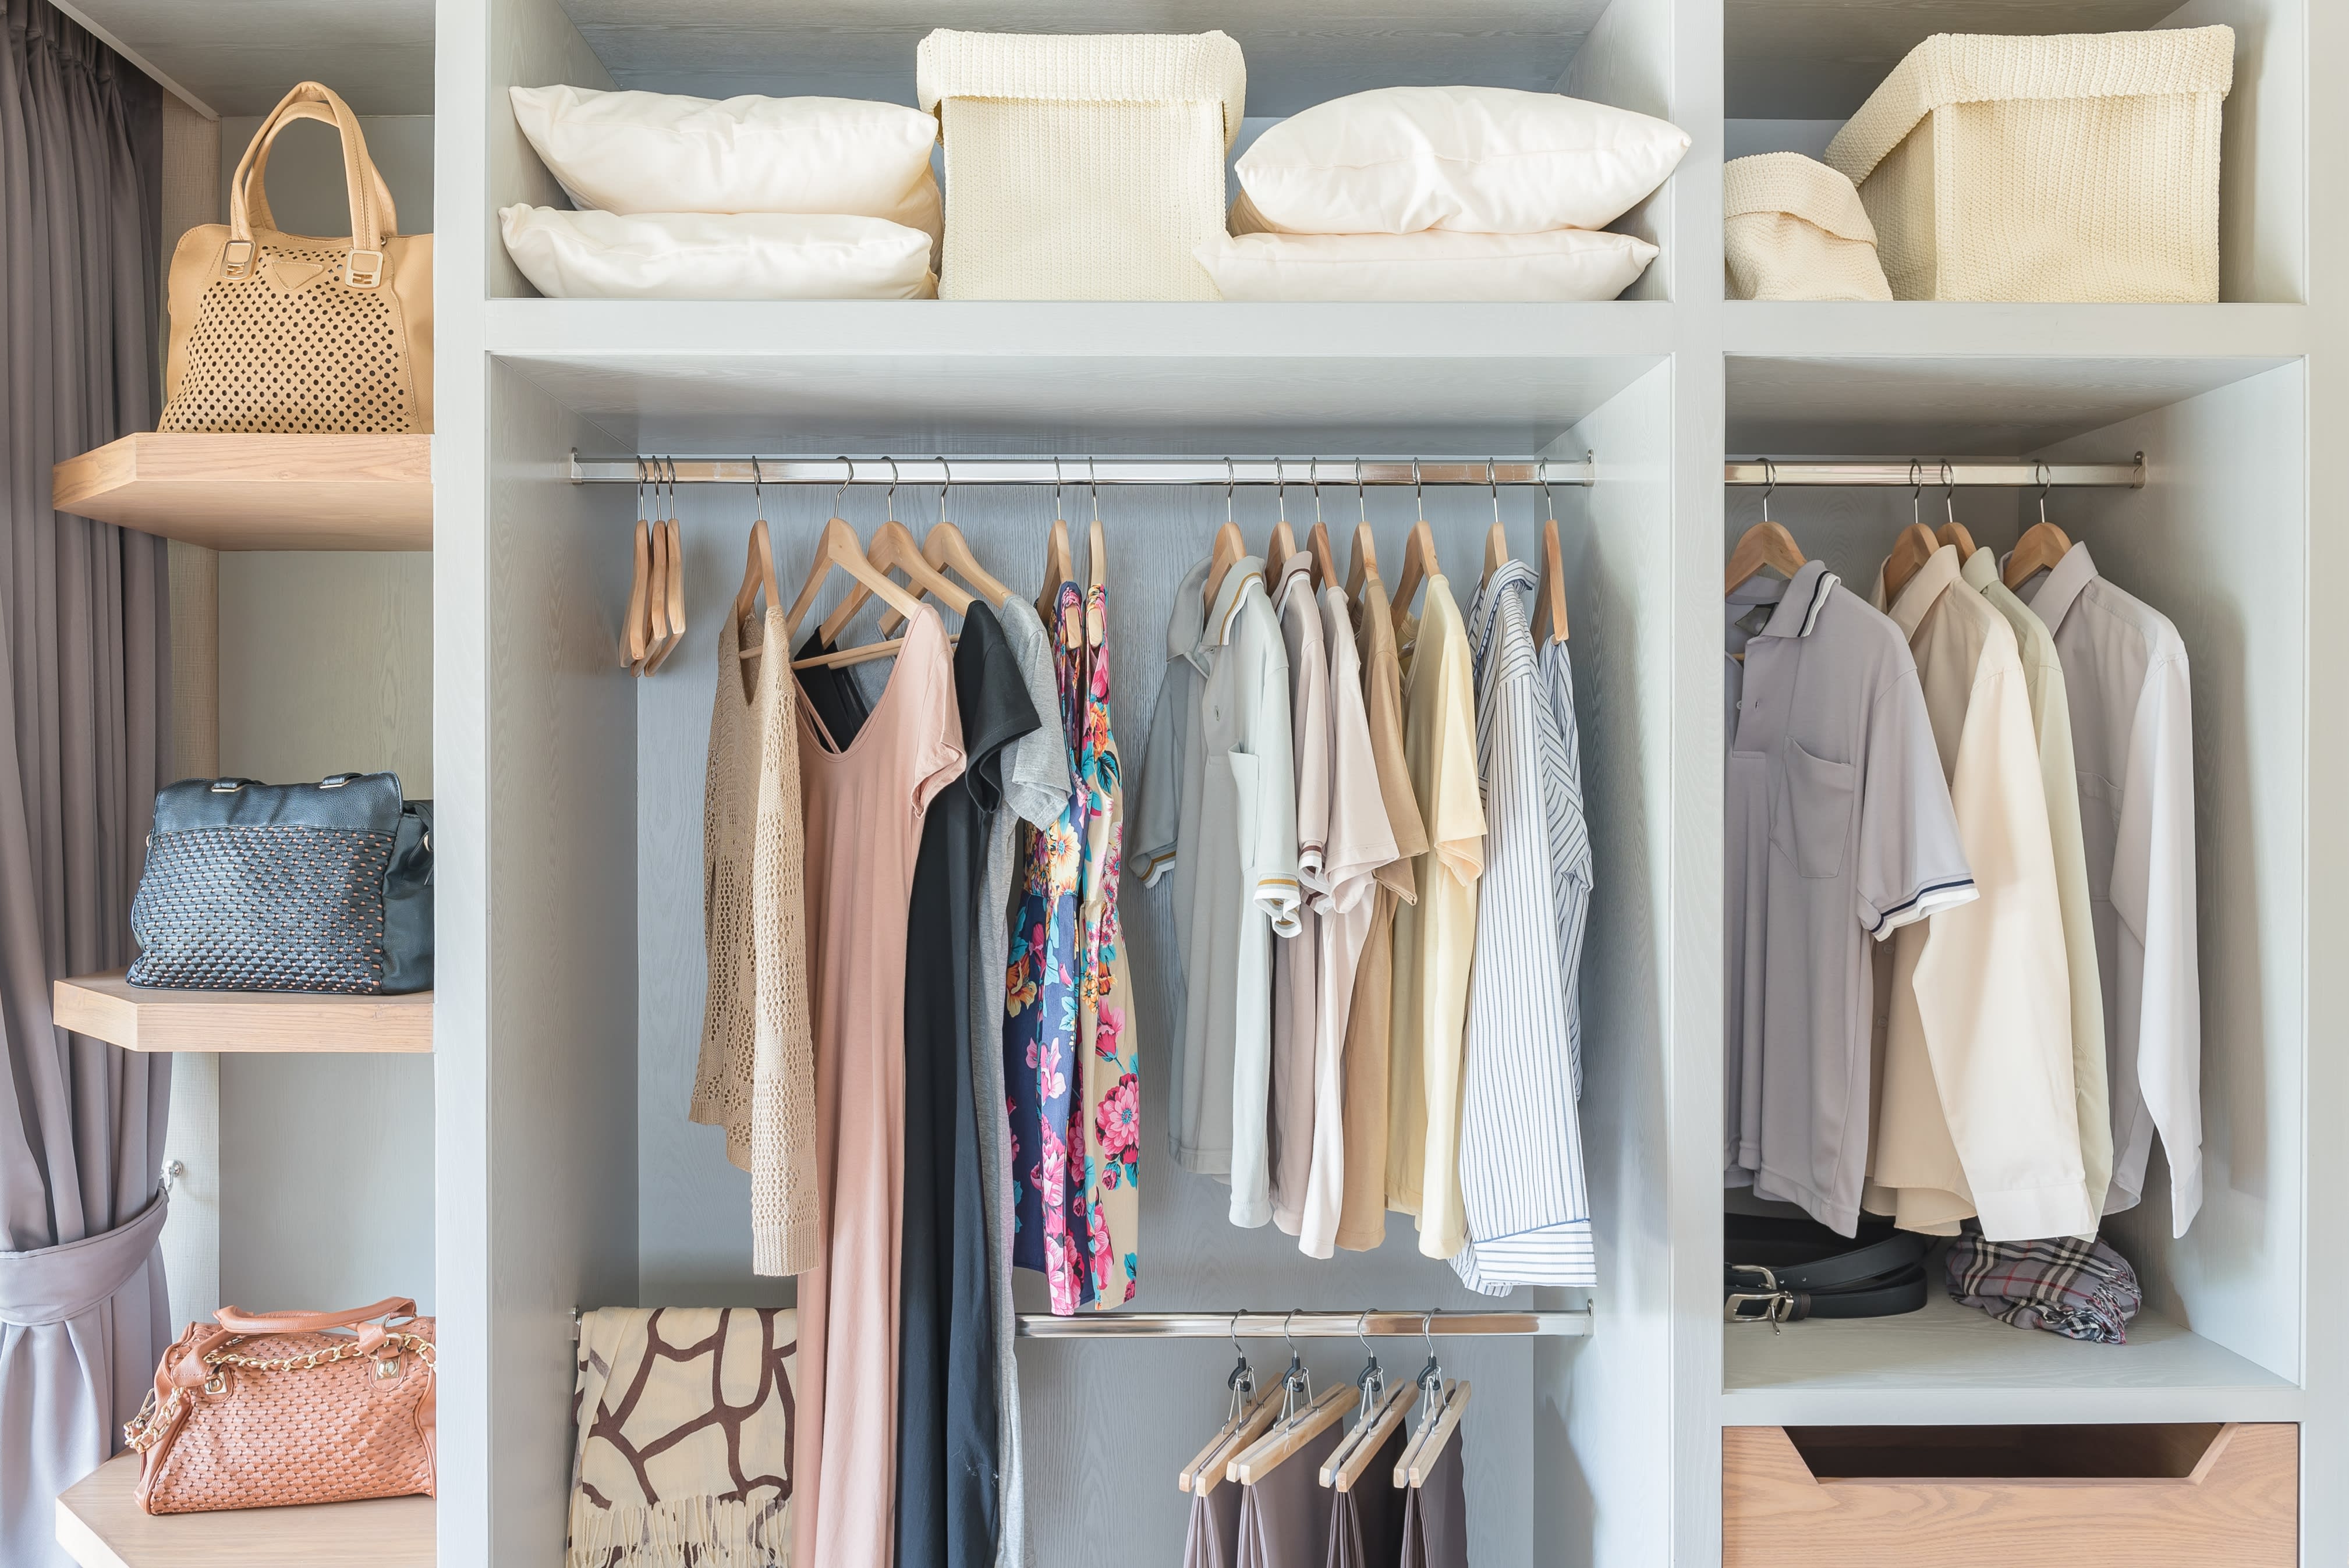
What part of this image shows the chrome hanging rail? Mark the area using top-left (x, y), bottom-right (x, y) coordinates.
top-left (569, 453), bottom-right (1597, 489)
top-left (1725, 456), bottom-right (2145, 488)
top-left (1015, 1309), bottom-right (1590, 1339)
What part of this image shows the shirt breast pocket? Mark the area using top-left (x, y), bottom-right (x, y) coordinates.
top-left (1770, 738), bottom-right (1855, 880)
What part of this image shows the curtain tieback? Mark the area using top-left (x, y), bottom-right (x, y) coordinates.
top-left (0, 1187), bottom-right (170, 1327)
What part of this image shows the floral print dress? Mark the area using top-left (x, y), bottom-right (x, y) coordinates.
top-left (1076, 580), bottom-right (1140, 1308)
top-left (1005, 582), bottom-right (1090, 1314)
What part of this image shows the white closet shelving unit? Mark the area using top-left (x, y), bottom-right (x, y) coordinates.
top-left (186, 0), bottom-right (2344, 1560)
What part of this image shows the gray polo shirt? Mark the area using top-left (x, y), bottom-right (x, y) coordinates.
top-left (1725, 562), bottom-right (1975, 1234)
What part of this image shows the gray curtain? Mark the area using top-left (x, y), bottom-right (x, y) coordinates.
top-left (0, 2), bottom-right (172, 1562)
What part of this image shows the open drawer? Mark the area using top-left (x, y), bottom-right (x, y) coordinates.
top-left (1723, 1423), bottom-right (2297, 1567)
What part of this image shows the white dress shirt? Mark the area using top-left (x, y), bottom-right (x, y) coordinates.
top-left (2019, 541), bottom-right (2203, 1236)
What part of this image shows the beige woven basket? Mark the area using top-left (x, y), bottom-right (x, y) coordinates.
top-left (1724, 153), bottom-right (1891, 301)
top-left (916, 30), bottom-right (1245, 300)
top-left (1824, 27), bottom-right (2234, 302)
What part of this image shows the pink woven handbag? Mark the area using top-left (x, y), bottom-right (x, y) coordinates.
top-left (124, 1296), bottom-right (435, 1514)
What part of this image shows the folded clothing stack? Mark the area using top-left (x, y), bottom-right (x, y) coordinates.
top-left (1945, 1232), bottom-right (2142, 1344)
top-left (1200, 86), bottom-right (1687, 301)
top-left (502, 86), bottom-right (942, 299)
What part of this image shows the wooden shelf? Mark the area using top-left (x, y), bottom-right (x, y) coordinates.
top-left (56, 1453), bottom-right (433, 1568)
top-left (52, 433), bottom-right (432, 550)
top-left (53, 973), bottom-right (433, 1053)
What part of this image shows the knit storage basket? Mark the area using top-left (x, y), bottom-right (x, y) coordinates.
top-left (1823, 26), bottom-right (2234, 302)
top-left (1724, 153), bottom-right (1891, 300)
top-left (916, 29), bottom-right (1246, 300)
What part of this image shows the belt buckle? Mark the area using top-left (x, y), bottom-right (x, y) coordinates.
top-left (1724, 1264), bottom-right (1792, 1333)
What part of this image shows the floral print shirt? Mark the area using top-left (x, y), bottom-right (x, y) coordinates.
top-left (1076, 581), bottom-right (1140, 1308)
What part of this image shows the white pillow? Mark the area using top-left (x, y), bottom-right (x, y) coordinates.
top-left (1236, 86), bottom-right (1689, 235)
top-left (1195, 228), bottom-right (1658, 303)
top-left (509, 86), bottom-right (941, 240)
top-left (499, 207), bottom-right (937, 300)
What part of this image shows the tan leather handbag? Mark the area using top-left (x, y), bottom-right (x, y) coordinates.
top-left (124, 1297), bottom-right (435, 1514)
top-left (160, 81), bottom-right (433, 434)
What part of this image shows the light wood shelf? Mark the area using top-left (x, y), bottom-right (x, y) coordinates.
top-left (56, 1453), bottom-right (433, 1568)
top-left (53, 973), bottom-right (433, 1053)
top-left (52, 433), bottom-right (432, 550)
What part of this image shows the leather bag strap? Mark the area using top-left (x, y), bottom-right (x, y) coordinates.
top-left (242, 101), bottom-right (399, 237)
top-left (213, 1296), bottom-right (419, 1335)
top-left (228, 81), bottom-right (383, 255)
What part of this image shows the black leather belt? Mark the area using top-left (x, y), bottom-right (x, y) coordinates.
top-left (1724, 1214), bottom-right (1931, 1326)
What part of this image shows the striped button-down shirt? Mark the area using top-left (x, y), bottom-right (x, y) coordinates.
top-left (1454, 560), bottom-right (1595, 1290)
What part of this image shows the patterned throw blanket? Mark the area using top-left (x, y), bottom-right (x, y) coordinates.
top-left (569, 1308), bottom-right (798, 1567)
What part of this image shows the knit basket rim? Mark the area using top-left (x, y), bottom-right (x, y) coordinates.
top-left (1824, 25), bottom-right (2235, 186)
top-left (916, 28), bottom-right (1248, 150)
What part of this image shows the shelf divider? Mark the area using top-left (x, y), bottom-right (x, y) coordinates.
top-left (53, 973), bottom-right (432, 1053)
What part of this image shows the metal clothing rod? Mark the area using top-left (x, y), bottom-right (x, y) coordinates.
top-left (1015, 1310), bottom-right (1590, 1339)
top-left (1726, 457), bottom-right (2145, 489)
top-left (569, 454), bottom-right (1597, 489)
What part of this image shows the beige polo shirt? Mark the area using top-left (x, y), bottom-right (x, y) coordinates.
top-left (1335, 572), bottom-right (1427, 1251)
top-left (1962, 547), bottom-right (2113, 1215)
top-left (1865, 545), bottom-right (2093, 1242)
top-left (1386, 576), bottom-right (1486, 1260)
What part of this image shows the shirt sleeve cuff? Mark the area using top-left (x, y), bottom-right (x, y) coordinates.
top-left (1255, 875), bottom-right (1303, 938)
top-left (1866, 878), bottom-right (1977, 939)
top-left (1132, 843), bottom-right (1178, 888)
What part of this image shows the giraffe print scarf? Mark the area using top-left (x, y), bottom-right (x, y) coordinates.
top-left (568, 1307), bottom-right (798, 1567)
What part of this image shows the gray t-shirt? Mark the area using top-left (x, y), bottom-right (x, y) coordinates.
top-left (1724, 562), bottom-right (1974, 1234)
top-left (973, 590), bottom-right (1068, 1568)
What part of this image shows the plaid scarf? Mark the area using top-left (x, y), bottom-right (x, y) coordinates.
top-left (1945, 1233), bottom-right (2141, 1344)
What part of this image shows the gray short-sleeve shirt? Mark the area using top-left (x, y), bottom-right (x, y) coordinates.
top-left (1724, 562), bottom-right (1976, 1233)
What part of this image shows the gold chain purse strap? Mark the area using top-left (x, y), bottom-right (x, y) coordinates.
top-left (126, 1325), bottom-right (434, 1452)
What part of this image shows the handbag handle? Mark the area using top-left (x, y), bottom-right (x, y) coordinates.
top-left (226, 81), bottom-right (385, 281)
top-left (213, 1297), bottom-right (419, 1335)
top-left (241, 101), bottom-right (400, 239)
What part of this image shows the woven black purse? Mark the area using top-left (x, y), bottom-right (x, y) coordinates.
top-left (129, 773), bottom-right (433, 994)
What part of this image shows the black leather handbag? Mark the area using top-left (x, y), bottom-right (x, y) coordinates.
top-left (129, 772), bottom-right (432, 994)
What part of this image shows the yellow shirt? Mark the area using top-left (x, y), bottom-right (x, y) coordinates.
top-left (1384, 576), bottom-right (1487, 1258)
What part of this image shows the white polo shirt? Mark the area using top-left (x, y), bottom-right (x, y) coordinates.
top-left (1866, 545), bottom-right (2093, 1243)
top-left (1134, 555), bottom-right (1300, 1223)
top-left (1725, 562), bottom-right (1974, 1235)
top-left (2018, 542), bottom-right (2203, 1237)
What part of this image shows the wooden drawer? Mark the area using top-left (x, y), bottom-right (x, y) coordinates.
top-left (1724, 1423), bottom-right (2297, 1567)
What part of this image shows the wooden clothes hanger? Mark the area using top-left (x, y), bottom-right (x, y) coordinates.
top-left (643, 466), bottom-right (677, 672)
top-left (1181, 1332), bottom-right (1280, 1497)
top-left (622, 514), bottom-right (653, 672)
top-left (1226, 1380), bottom-right (1354, 1486)
top-left (1932, 466), bottom-right (1978, 560)
top-left (1264, 460), bottom-right (1297, 583)
top-left (729, 462), bottom-right (784, 663)
top-left (822, 516), bottom-right (972, 645)
top-left (1037, 459), bottom-right (1074, 624)
top-left (1726, 463), bottom-right (1806, 596)
top-left (1879, 467), bottom-right (1941, 603)
top-left (1386, 464), bottom-right (1441, 632)
top-left (1532, 463), bottom-right (1569, 644)
top-left (1326, 1381), bottom-right (1414, 1491)
top-left (2004, 468), bottom-right (2074, 590)
top-left (646, 515), bottom-right (687, 674)
top-left (880, 462), bottom-right (1011, 637)
top-left (1202, 459), bottom-right (1248, 614)
top-left (1479, 462), bottom-right (1510, 588)
top-left (1344, 461), bottom-right (1380, 603)
top-left (1302, 459), bottom-right (1338, 590)
top-left (1395, 1380), bottom-right (1473, 1488)
top-left (782, 473), bottom-right (926, 669)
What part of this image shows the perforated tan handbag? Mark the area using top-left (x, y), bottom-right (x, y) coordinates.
top-left (160, 81), bottom-right (433, 434)
top-left (123, 1297), bottom-right (436, 1514)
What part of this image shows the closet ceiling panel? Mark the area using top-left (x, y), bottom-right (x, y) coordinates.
top-left (556, 0), bottom-right (1608, 112)
top-left (497, 352), bottom-right (1659, 452)
top-left (1726, 355), bottom-right (2294, 455)
top-left (55, 0), bottom-right (433, 113)
top-left (1725, 0), bottom-right (2187, 118)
